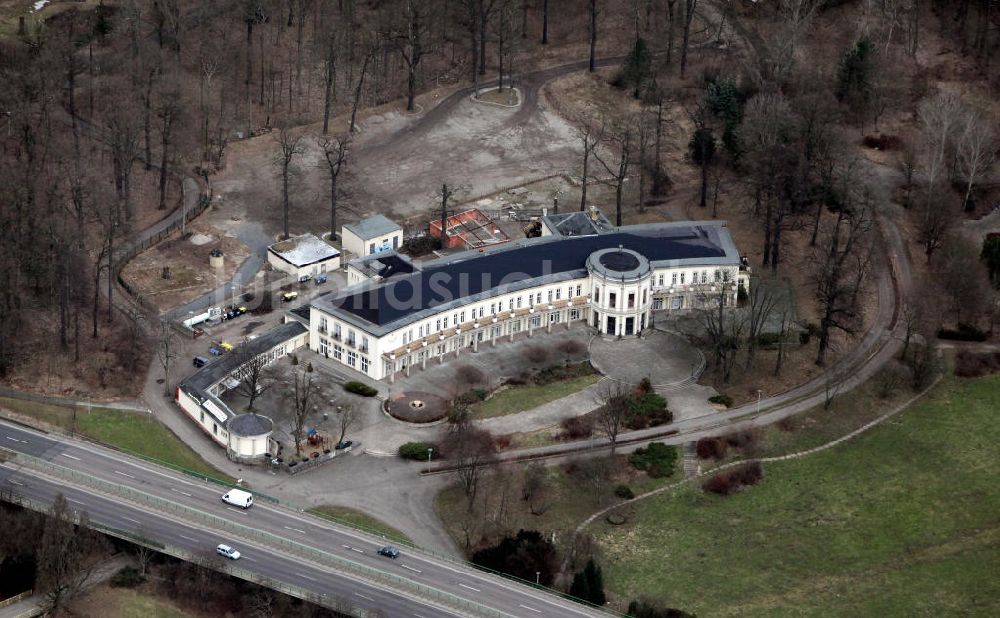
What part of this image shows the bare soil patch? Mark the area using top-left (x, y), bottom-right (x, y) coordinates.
top-left (120, 221), bottom-right (250, 312)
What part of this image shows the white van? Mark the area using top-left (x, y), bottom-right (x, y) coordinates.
top-left (221, 488), bottom-right (254, 509)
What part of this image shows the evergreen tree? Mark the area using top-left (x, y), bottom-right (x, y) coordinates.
top-left (622, 38), bottom-right (652, 99)
top-left (569, 558), bottom-right (606, 605)
top-left (835, 37), bottom-right (874, 115)
top-left (689, 127), bottom-right (717, 208)
top-left (705, 78), bottom-right (744, 157)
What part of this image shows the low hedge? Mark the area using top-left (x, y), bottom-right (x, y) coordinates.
top-left (629, 442), bottom-right (677, 477)
top-left (399, 441), bottom-right (438, 461)
top-left (344, 381), bottom-right (378, 397)
top-left (708, 394), bottom-right (734, 408)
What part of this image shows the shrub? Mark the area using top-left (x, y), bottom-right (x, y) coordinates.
top-left (629, 443), bottom-right (677, 476)
top-left (696, 437), bottom-right (727, 460)
top-left (401, 234), bottom-right (441, 257)
top-left (861, 134), bottom-right (902, 150)
top-left (455, 364), bottom-right (486, 386)
top-left (453, 389), bottom-right (488, 408)
top-left (724, 429), bottom-right (761, 450)
top-left (534, 362), bottom-right (593, 385)
top-left (708, 394), bottom-right (734, 408)
top-left (110, 565), bottom-right (145, 588)
top-left (559, 415), bottom-right (595, 439)
top-left (702, 473), bottom-right (734, 495)
top-left (471, 530), bottom-right (559, 585)
top-left (614, 484), bottom-right (635, 500)
top-left (522, 345), bottom-right (551, 366)
top-left (493, 434), bottom-right (512, 450)
top-left (627, 596), bottom-right (696, 618)
top-left (637, 376), bottom-right (653, 394)
top-left (398, 442), bottom-right (438, 460)
top-left (755, 332), bottom-right (783, 347)
top-left (344, 381), bottom-right (378, 397)
top-left (955, 351), bottom-right (1000, 378)
top-left (937, 323), bottom-right (988, 342)
top-left (703, 461), bottom-right (764, 495)
top-left (626, 393), bottom-right (671, 429)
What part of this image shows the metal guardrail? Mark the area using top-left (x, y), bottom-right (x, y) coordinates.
top-left (1, 448), bottom-right (519, 618)
top-left (0, 590), bottom-right (33, 610)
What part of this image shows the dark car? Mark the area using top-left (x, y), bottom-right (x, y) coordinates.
top-left (335, 440), bottom-right (353, 450)
top-left (193, 356), bottom-right (209, 368)
top-left (377, 546), bottom-right (400, 559)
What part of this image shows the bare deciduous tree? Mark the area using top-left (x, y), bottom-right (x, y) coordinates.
top-left (156, 319), bottom-right (177, 397)
top-left (274, 126), bottom-right (305, 240)
top-left (812, 197), bottom-right (874, 366)
top-left (448, 426), bottom-right (497, 510)
top-left (956, 108), bottom-right (996, 212)
top-left (234, 339), bottom-right (273, 410)
top-left (335, 403), bottom-right (360, 446)
top-left (316, 133), bottom-right (350, 240)
top-left (592, 116), bottom-right (634, 227)
top-left (287, 366), bottom-right (316, 456)
top-left (596, 380), bottom-right (632, 454)
top-left (37, 495), bottom-right (109, 613)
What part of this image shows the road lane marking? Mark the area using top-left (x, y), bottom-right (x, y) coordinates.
top-left (226, 507), bottom-right (248, 515)
top-left (400, 564), bottom-right (422, 574)
top-left (61, 453), bottom-right (81, 461)
top-left (355, 593), bottom-right (374, 601)
top-left (114, 470), bottom-right (135, 479)
top-left (179, 535), bottom-right (199, 542)
top-left (123, 516), bottom-right (140, 524)
top-left (5, 436), bottom-right (26, 443)
top-left (283, 526), bottom-right (306, 534)
top-left (68, 498), bottom-right (84, 504)
top-left (171, 488), bottom-right (192, 497)
top-left (519, 605), bottom-right (542, 613)
top-left (294, 572), bottom-right (317, 582)
top-left (458, 584), bottom-right (480, 592)
top-left (241, 556), bottom-right (257, 563)
top-left (7, 479), bottom-right (24, 486)
top-left (351, 548), bottom-right (364, 554)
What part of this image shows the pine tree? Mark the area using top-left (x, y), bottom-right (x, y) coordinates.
top-left (622, 38), bottom-right (652, 99)
top-left (835, 37), bottom-right (874, 112)
top-left (570, 558), bottom-right (606, 605)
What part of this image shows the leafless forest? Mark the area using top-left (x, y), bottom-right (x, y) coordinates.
top-left (0, 0), bottom-right (998, 398)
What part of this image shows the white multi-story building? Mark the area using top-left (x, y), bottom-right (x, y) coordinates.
top-left (308, 221), bottom-right (747, 382)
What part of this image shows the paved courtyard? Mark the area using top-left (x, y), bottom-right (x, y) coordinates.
top-left (590, 328), bottom-right (705, 386)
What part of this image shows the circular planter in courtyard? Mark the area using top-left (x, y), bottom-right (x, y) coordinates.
top-left (386, 391), bottom-right (449, 424)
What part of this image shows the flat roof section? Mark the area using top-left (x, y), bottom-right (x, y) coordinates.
top-left (343, 214), bottom-right (401, 240)
top-left (316, 221), bottom-right (740, 334)
top-left (268, 233), bottom-right (340, 267)
top-left (349, 251), bottom-right (417, 281)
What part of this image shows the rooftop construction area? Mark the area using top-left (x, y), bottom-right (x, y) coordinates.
top-left (429, 208), bottom-right (513, 249)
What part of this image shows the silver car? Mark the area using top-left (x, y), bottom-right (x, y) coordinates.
top-left (216, 544), bottom-right (241, 560)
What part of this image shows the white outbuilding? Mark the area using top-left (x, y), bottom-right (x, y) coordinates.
top-left (267, 233), bottom-right (341, 280)
top-left (341, 215), bottom-right (403, 258)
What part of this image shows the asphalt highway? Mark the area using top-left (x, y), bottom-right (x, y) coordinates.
top-left (0, 421), bottom-right (607, 618)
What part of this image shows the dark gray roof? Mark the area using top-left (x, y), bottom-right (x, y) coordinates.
top-left (178, 321), bottom-right (307, 426)
top-left (542, 210), bottom-right (613, 237)
top-left (228, 413), bottom-right (274, 437)
top-left (348, 251), bottom-right (416, 280)
top-left (343, 215), bottom-right (401, 240)
top-left (314, 221), bottom-right (740, 335)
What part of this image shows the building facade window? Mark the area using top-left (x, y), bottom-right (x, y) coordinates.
top-left (333, 345), bottom-right (343, 360)
top-left (680, 272), bottom-right (686, 285)
top-left (319, 317), bottom-right (328, 333)
top-left (609, 292), bottom-right (617, 309)
top-left (334, 323), bottom-right (342, 339)
top-left (570, 308), bottom-right (580, 320)
top-left (319, 338), bottom-right (329, 356)
top-left (361, 357), bottom-right (370, 374)
top-left (347, 351), bottom-right (358, 367)
top-left (576, 284), bottom-right (582, 296)
top-left (672, 273), bottom-right (678, 285)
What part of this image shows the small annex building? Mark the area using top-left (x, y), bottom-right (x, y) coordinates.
top-left (341, 215), bottom-right (403, 257)
top-left (346, 251), bottom-right (416, 286)
top-left (267, 233), bottom-right (341, 280)
top-left (176, 321), bottom-right (308, 461)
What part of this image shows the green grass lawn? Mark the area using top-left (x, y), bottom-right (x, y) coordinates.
top-left (0, 397), bottom-right (232, 483)
top-left (116, 589), bottom-right (197, 618)
top-left (591, 375), bottom-right (1000, 616)
top-left (470, 373), bottom-right (601, 419)
top-left (309, 505), bottom-right (412, 545)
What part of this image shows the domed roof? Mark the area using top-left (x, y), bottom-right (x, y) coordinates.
top-left (228, 413), bottom-right (273, 437)
top-left (586, 247), bottom-right (651, 280)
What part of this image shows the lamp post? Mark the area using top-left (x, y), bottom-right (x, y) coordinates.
top-left (756, 389), bottom-right (762, 415)
top-left (535, 571), bottom-right (540, 585)
top-left (427, 447), bottom-right (433, 464)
